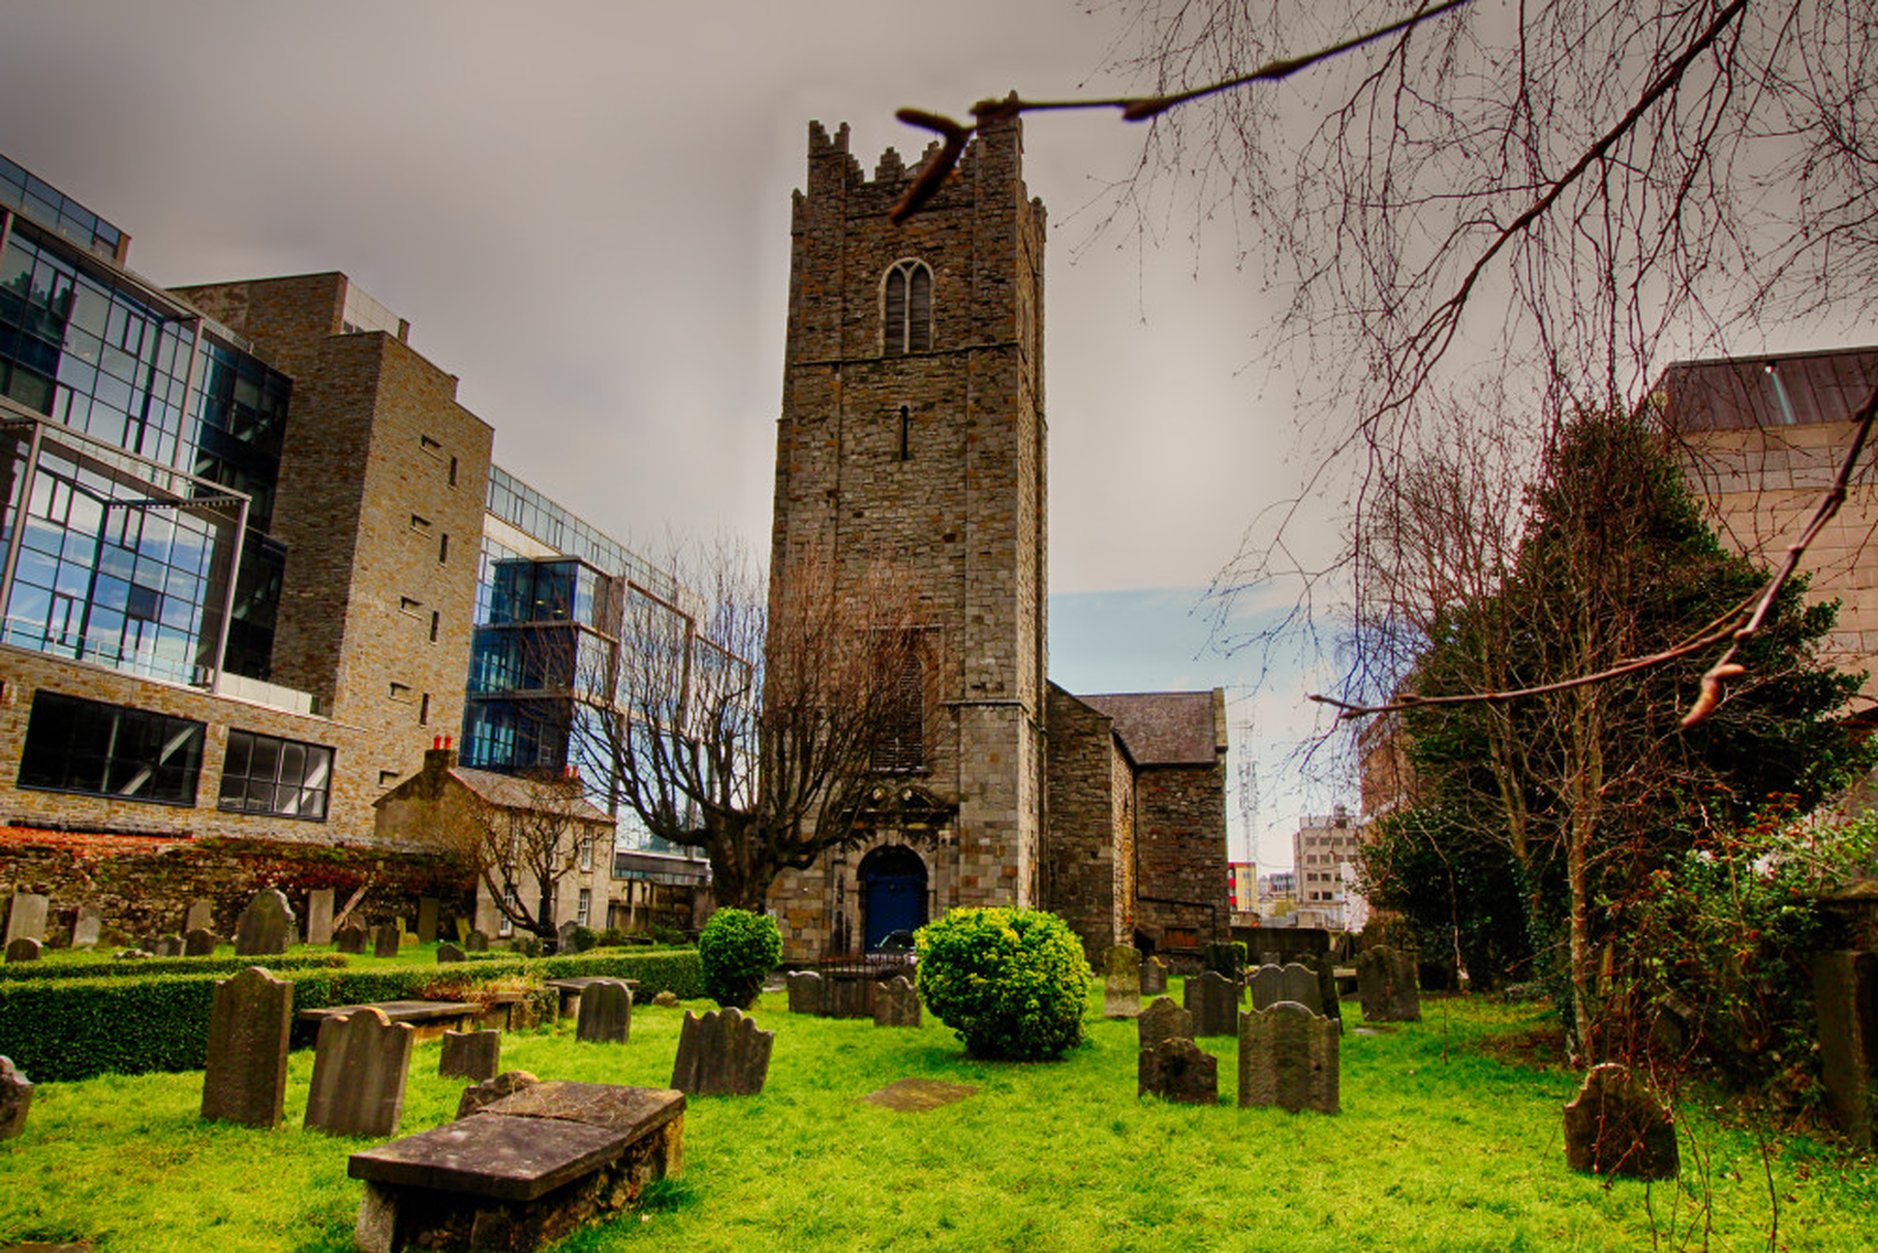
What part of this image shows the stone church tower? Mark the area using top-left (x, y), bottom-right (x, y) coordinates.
top-left (766, 114), bottom-right (1049, 959)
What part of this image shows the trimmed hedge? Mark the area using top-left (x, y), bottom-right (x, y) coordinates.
top-left (0, 952), bottom-right (348, 984)
top-left (0, 948), bottom-right (702, 1083)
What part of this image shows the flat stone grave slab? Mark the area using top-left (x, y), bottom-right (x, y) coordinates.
top-left (545, 977), bottom-right (640, 1019)
top-left (861, 1078), bottom-right (979, 1113)
top-left (300, 1000), bottom-right (481, 1044)
top-left (352, 1113), bottom-right (628, 1202)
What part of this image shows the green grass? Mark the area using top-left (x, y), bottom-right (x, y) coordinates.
top-left (2, 986), bottom-right (1873, 1251)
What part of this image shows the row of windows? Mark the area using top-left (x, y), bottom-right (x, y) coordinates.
top-left (16, 690), bottom-right (332, 819)
top-left (1, 157), bottom-right (123, 260)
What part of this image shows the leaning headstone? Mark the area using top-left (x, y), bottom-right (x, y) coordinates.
top-left (416, 897), bottom-right (440, 945)
top-left (185, 898), bottom-right (215, 934)
top-left (201, 966), bottom-right (293, 1127)
top-left (576, 979), bottom-right (633, 1044)
top-left (153, 933), bottom-right (185, 958)
top-left (874, 975), bottom-right (921, 1028)
top-left (1298, 951), bottom-right (1343, 1026)
top-left (304, 1006), bottom-right (415, 1138)
top-left (0, 1056), bottom-right (31, 1140)
top-left (5, 938), bottom-right (41, 964)
top-left (1358, 945), bottom-right (1421, 1022)
top-left (786, 971), bottom-right (826, 1015)
top-left (1138, 996), bottom-right (1194, 1053)
top-left (671, 1006), bottom-right (774, 1096)
top-left (464, 929), bottom-right (490, 953)
top-left (1140, 956), bottom-right (1168, 997)
top-left (1815, 949), bottom-right (1876, 1148)
top-left (558, 920), bottom-right (581, 953)
top-left (438, 1029), bottom-right (500, 1082)
top-left (455, 1068), bottom-right (539, 1120)
top-left (372, 923), bottom-right (401, 958)
top-left (185, 927), bottom-right (218, 956)
top-left (305, 888), bottom-right (335, 946)
top-left (1249, 963), bottom-right (1324, 1015)
top-left (234, 889), bottom-right (294, 957)
top-left (1104, 945), bottom-right (1142, 1018)
top-left (4, 892), bottom-right (48, 945)
top-left (335, 921), bottom-right (368, 954)
top-left (1139, 1037), bottom-right (1218, 1105)
top-left (1563, 1063), bottom-right (1679, 1179)
top-left (437, 942), bottom-right (466, 964)
top-left (1184, 970), bottom-right (1240, 1036)
top-left (70, 905), bottom-right (102, 948)
top-left (1239, 1002), bottom-right (1340, 1114)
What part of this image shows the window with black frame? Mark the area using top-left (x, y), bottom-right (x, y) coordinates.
top-left (219, 727), bottom-right (333, 820)
top-left (17, 690), bottom-right (204, 804)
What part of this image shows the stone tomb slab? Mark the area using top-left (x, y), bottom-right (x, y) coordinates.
top-left (300, 1000), bottom-right (482, 1045)
top-left (353, 1113), bottom-right (628, 1203)
top-left (861, 1078), bottom-right (979, 1112)
top-left (545, 977), bottom-right (640, 1021)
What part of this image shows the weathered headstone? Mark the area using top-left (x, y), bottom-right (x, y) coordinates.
top-left (1104, 945), bottom-right (1142, 1018)
top-left (1358, 945), bottom-right (1421, 1022)
top-left (671, 1006), bottom-right (773, 1096)
top-left (1139, 1037), bottom-right (1218, 1105)
top-left (305, 888), bottom-right (335, 946)
top-left (185, 898), bottom-right (214, 934)
top-left (416, 897), bottom-right (440, 945)
top-left (437, 941), bottom-right (466, 964)
top-left (874, 975), bottom-right (921, 1028)
top-left (70, 905), bottom-right (101, 948)
top-left (305, 1006), bottom-right (415, 1138)
top-left (786, 970), bottom-right (826, 1015)
top-left (201, 966), bottom-right (293, 1127)
top-left (373, 923), bottom-right (401, 958)
top-left (465, 928), bottom-right (490, 953)
top-left (558, 920), bottom-right (581, 953)
top-left (234, 889), bottom-right (294, 957)
top-left (4, 892), bottom-right (48, 945)
top-left (335, 921), bottom-right (368, 954)
top-left (1249, 963), bottom-right (1324, 1015)
top-left (1815, 949), bottom-right (1875, 1147)
top-left (1138, 995), bottom-right (1194, 1053)
top-left (455, 1068), bottom-right (539, 1119)
top-left (0, 1056), bottom-right (31, 1140)
top-left (1298, 951), bottom-right (1343, 1025)
top-left (4, 938), bottom-right (41, 964)
top-left (1563, 1063), bottom-right (1679, 1179)
top-left (153, 933), bottom-right (185, 958)
top-left (439, 1029), bottom-right (501, 1082)
top-left (576, 979), bottom-right (633, 1044)
top-left (185, 927), bottom-right (218, 956)
top-left (1239, 1002), bottom-right (1340, 1114)
top-left (1184, 970), bottom-right (1240, 1036)
top-left (652, 990), bottom-right (680, 1008)
top-left (1140, 955), bottom-right (1169, 997)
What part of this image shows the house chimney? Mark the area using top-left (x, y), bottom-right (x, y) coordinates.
top-left (424, 734), bottom-right (458, 775)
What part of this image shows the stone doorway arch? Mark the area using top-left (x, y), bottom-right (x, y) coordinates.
top-left (859, 843), bottom-right (928, 951)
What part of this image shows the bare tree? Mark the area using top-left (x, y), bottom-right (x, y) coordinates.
top-left (441, 768), bottom-right (602, 941)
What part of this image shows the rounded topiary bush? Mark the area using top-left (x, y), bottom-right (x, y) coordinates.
top-left (697, 908), bottom-right (781, 1008)
top-left (915, 908), bottom-right (1090, 1060)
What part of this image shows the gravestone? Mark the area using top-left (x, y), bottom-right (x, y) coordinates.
top-left (305, 888), bottom-right (335, 946)
top-left (874, 976), bottom-right (921, 1028)
top-left (153, 933), bottom-right (185, 958)
top-left (373, 923), bottom-right (402, 958)
top-left (1184, 970), bottom-right (1240, 1036)
top-left (0, 1056), bottom-right (30, 1140)
top-left (652, 990), bottom-right (680, 1008)
top-left (437, 942), bottom-right (466, 964)
top-left (336, 922), bottom-right (368, 954)
top-left (1239, 1002), bottom-right (1340, 1114)
top-left (1138, 996), bottom-right (1194, 1053)
top-left (1358, 945), bottom-right (1421, 1022)
top-left (786, 971), bottom-right (826, 1015)
top-left (4, 892), bottom-right (47, 945)
top-left (576, 980), bottom-right (633, 1044)
top-left (465, 929), bottom-right (490, 953)
top-left (1140, 956), bottom-right (1169, 997)
top-left (456, 1069), bottom-right (540, 1119)
top-left (1814, 949), bottom-right (1875, 1147)
top-left (142, 932), bottom-right (164, 956)
top-left (1298, 951), bottom-right (1343, 1026)
top-left (1104, 945), bottom-right (1142, 1018)
top-left (201, 966), bottom-right (293, 1127)
top-left (671, 1007), bottom-right (773, 1096)
top-left (5, 938), bottom-right (41, 964)
top-left (417, 897), bottom-right (440, 944)
top-left (185, 928), bottom-right (218, 957)
top-left (305, 1006), bottom-right (415, 1138)
top-left (1138, 1037), bottom-right (1218, 1105)
top-left (1249, 963), bottom-right (1324, 1015)
top-left (70, 905), bottom-right (101, 948)
top-left (234, 889), bottom-right (294, 957)
top-left (185, 898), bottom-right (214, 934)
top-left (1563, 1064), bottom-right (1679, 1179)
top-left (439, 1029), bottom-right (501, 1082)
top-left (558, 920), bottom-right (581, 953)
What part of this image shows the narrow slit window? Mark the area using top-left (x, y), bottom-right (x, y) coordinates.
top-left (429, 611), bottom-right (440, 642)
top-left (899, 405), bottom-right (911, 461)
top-left (438, 532), bottom-right (450, 563)
top-left (419, 693), bottom-right (430, 725)
top-left (883, 260), bottom-right (933, 356)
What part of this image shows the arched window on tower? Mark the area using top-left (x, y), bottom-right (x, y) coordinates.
top-left (883, 259), bottom-right (933, 356)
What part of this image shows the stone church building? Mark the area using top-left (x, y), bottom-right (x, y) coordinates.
top-left (765, 114), bottom-right (1230, 963)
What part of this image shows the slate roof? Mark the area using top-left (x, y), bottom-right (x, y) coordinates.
top-left (450, 767), bottom-right (612, 825)
top-left (1078, 691), bottom-right (1221, 767)
top-left (1658, 345), bottom-right (1878, 433)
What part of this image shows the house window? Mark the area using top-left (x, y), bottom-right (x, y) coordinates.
top-left (219, 728), bottom-right (333, 820)
top-left (883, 259), bottom-right (933, 355)
top-left (579, 836), bottom-right (594, 871)
top-left (577, 888), bottom-right (592, 926)
top-left (18, 690), bottom-right (204, 806)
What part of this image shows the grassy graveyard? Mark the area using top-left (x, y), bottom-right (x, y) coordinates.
top-left (2, 982), bottom-right (1874, 1251)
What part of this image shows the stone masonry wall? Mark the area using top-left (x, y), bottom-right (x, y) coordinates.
top-left (1045, 685), bottom-right (1122, 958)
top-left (1134, 759), bottom-right (1230, 951)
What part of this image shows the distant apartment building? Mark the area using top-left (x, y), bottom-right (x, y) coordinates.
top-left (1292, 805), bottom-right (1361, 930)
top-left (1257, 869), bottom-right (1297, 917)
top-left (1227, 860), bottom-right (1257, 914)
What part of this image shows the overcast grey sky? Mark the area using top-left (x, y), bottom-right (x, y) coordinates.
top-left (0, 1), bottom-right (1355, 866)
